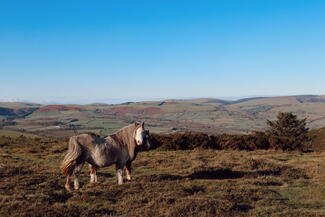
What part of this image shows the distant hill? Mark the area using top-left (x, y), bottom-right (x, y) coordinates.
top-left (0, 102), bottom-right (41, 108)
top-left (0, 102), bottom-right (39, 118)
top-left (35, 105), bottom-right (84, 113)
top-left (0, 95), bottom-right (324, 136)
top-left (86, 103), bottom-right (110, 106)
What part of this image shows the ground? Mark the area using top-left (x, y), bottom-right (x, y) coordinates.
top-left (0, 136), bottom-right (324, 216)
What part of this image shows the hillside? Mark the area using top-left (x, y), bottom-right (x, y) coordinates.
top-left (0, 95), bottom-right (325, 137)
top-left (0, 102), bottom-right (40, 121)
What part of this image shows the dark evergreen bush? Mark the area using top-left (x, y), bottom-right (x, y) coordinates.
top-left (266, 112), bottom-right (310, 150)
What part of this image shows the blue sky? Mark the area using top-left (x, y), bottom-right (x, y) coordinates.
top-left (1, 0), bottom-right (325, 103)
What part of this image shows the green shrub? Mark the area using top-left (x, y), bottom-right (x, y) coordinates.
top-left (266, 112), bottom-right (310, 151)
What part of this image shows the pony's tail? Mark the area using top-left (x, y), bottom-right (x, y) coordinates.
top-left (60, 137), bottom-right (83, 176)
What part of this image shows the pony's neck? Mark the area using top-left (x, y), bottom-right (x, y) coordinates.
top-left (109, 124), bottom-right (137, 160)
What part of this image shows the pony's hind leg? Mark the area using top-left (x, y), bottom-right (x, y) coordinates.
top-left (89, 164), bottom-right (99, 183)
top-left (73, 163), bottom-right (84, 190)
top-left (65, 175), bottom-right (73, 192)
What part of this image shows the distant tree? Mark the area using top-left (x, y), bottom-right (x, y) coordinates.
top-left (266, 112), bottom-right (310, 150)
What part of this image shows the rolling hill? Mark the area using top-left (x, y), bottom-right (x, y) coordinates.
top-left (0, 95), bottom-right (325, 137)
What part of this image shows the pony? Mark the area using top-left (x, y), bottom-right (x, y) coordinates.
top-left (60, 122), bottom-right (150, 191)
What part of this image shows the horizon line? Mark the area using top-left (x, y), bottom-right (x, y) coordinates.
top-left (0, 94), bottom-right (324, 105)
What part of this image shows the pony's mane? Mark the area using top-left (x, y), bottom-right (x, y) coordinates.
top-left (114, 123), bottom-right (137, 135)
top-left (105, 123), bottom-right (139, 148)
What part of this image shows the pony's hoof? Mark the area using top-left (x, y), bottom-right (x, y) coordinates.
top-left (65, 184), bottom-right (73, 192)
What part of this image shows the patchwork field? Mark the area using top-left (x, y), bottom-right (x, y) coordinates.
top-left (0, 136), bottom-right (324, 216)
top-left (1, 95), bottom-right (325, 137)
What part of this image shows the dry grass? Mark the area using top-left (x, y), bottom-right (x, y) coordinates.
top-left (0, 136), bottom-right (324, 216)
top-left (309, 127), bottom-right (325, 151)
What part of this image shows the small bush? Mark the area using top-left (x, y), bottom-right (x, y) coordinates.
top-left (266, 112), bottom-right (310, 151)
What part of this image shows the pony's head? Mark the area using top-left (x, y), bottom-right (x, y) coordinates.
top-left (134, 121), bottom-right (151, 149)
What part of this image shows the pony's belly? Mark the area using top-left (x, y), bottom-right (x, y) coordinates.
top-left (92, 153), bottom-right (115, 167)
top-left (91, 147), bottom-right (117, 167)
top-left (95, 159), bottom-right (114, 167)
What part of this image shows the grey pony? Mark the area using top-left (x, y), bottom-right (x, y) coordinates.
top-left (60, 122), bottom-right (150, 191)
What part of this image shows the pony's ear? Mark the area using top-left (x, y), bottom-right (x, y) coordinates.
top-left (135, 122), bottom-right (140, 126)
top-left (141, 121), bottom-right (144, 127)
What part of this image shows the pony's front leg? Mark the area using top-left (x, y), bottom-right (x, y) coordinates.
top-left (116, 165), bottom-right (124, 185)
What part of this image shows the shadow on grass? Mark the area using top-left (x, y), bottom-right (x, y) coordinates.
top-left (97, 172), bottom-right (114, 178)
top-left (144, 166), bottom-right (302, 182)
top-left (144, 174), bottom-right (183, 182)
top-left (143, 168), bottom-right (245, 182)
top-left (187, 168), bottom-right (245, 180)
